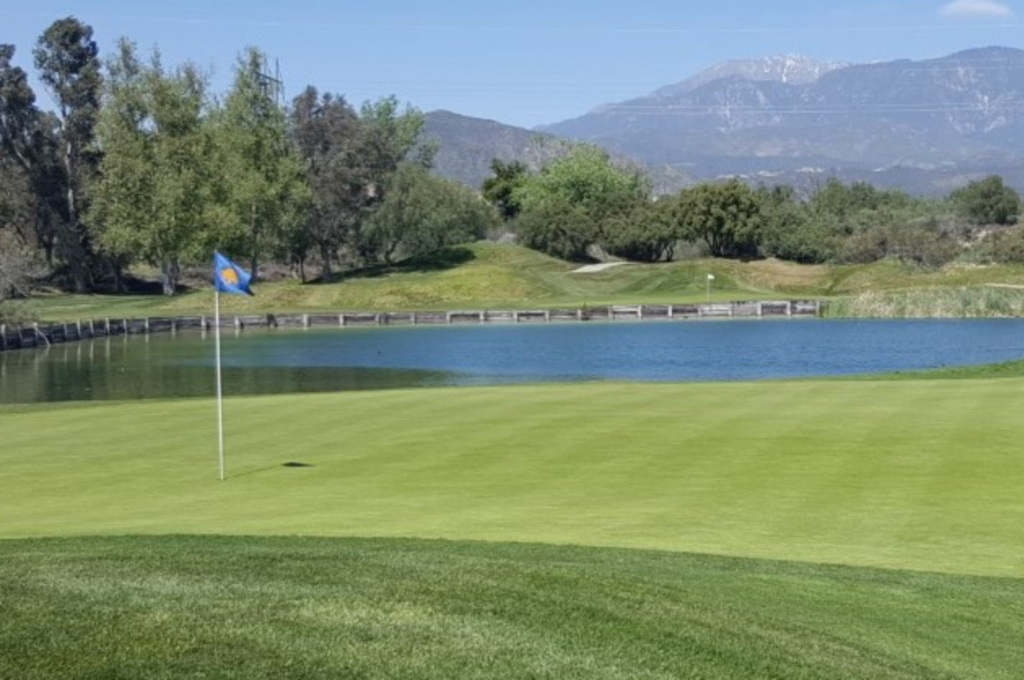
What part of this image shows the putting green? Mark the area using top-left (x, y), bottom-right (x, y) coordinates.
top-left (3, 380), bottom-right (1023, 577)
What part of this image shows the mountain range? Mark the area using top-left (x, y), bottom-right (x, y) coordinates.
top-left (425, 47), bottom-right (1024, 195)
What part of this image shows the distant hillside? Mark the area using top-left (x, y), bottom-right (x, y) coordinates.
top-left (423, 110), bottom-right (693, 194)
top-left (423, 110), bottom-right (574, 189)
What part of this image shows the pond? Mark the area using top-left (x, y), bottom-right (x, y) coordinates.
top-left (3, 318), bottom-right (1024, 404)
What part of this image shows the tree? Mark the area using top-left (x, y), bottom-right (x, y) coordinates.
top-left (482, 158), bottom-right (529, 220)
top-left (757, 185), bottom-right (837, 264)
top-left (809, 178), bottom-right (911, 221)
top-left (351, 96), bottom-right (434, 263)
top-left (289, 88), bottom-right (429, 278)
top-left (213, 47), bottom-right (307, 278)
top-left (289, 87), bottom-right (369, 280)
top-left (515, 146), bottom-right (648, 217)
top-left (0, 44), bottom-right (41, 177)
top-left (516, 195), bottom-right (594, 262)
top-left (513, 146), bottom-right (650, 261)
top-left (0, 44), bottom-right (65, 279)
top-left (949, 175), bottom-right (1020, 226)
top-left (33, 16), bottom-right (102, 292)
top-left (600, 199), bottom-right (680, 263)
top-left (91, 40), bottom-right (218, 295)
top-left (360, 95), bottom-right (435, 172)
top-left (670, 180), bottom-right (762, 259)
top-left (361, 163), bottom-right (497, 264)
top-left (0, 230), bottom-right (43, 300)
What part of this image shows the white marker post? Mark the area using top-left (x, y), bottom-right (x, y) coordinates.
top-left (214, 286), bottom-right (226, 481)
top-left (211, 251), bottom-right (254, 482)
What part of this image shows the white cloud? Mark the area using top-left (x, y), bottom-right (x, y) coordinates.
top-left (940, 0), bottom-right (1015, 18)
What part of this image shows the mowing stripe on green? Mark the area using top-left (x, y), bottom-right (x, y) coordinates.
top-left (3, 380), bottom-right (1023, 577)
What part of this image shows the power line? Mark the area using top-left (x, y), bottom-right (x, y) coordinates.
top-left (2, 9), bottom-right (1022, 35)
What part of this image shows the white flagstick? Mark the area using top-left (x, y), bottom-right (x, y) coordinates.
top-left (214, 286), bottom-right (226, 481)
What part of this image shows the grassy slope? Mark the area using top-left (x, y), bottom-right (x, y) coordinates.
top-left (4, 380), bottom-right (1023, 578)
top-left (25, 242), bottom-right (1024, 320)
top-left (2, 535), bottom-right (1022, 680)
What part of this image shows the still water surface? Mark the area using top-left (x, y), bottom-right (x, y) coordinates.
top-left (3, 319), bottom-right (1024, 404)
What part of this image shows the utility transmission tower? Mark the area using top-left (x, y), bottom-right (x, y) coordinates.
top-left (252, 55), bottom-right (284, 107)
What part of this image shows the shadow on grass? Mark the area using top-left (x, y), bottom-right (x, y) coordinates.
top-left (317, 247), bottom-right (476, 284)
top-left (229, 462), bottom-right (316, 480)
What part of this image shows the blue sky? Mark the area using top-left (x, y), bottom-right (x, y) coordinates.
top-left (2, 0), bottom-right (1021, 128)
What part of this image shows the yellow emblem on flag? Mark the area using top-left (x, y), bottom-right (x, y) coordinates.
top-left (219, 267), bottom-right (239, 286)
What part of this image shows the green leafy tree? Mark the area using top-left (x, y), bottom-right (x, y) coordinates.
top-left (600, 199), bottom-right (679, 263)
top-left (949, 175), bottom-right (1020, 226)
top-left (289, 87), bottom-right (370, 280)
top-left (757, 185), bottom-right (837, 264)
top-left (0, 44), bottom-right (60, 271)
top-left (482, 158), bottom-right (529, 221)
top-left (670, 179), bottom-right (762, 259)
top-left (809, 179), bottom-right (912, 220)
top-left (289, 89), bottom-right (427, 278)
top-left (516, 195), bottom-right (594, 262)
top-left (803, 178), bottom-right (950, 265)
top-left (213, 47), bottom-right (307, 278)
top-left (33, 16), bottom-right (102, 292)
top-left (352, 96), bottom-right (434, 263)
top-left (361, 163), bottom-right (497, 264)
top-left (513, 146), bottom-right (650, 261)
top-left (0, 229), bottom-right (43, 300)
top-left (91, 40), bottom-right (218, 295)
top-left (359, 95), bottom-right (435, 172)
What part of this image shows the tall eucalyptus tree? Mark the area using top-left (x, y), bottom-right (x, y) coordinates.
top-left (33, 16), bottom-right (102, 291)
top-left (0, 44), bottom-right (63, 277)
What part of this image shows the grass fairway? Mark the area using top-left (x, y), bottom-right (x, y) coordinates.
top-left (2, 535), bottom-right (1023, 679)
top-left (4, 380), bottom-right (1023, 578)
top-left (5, 378), bottom-right (1024, 677)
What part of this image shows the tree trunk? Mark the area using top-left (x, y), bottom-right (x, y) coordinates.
top-left (160, 259), bottom-right (179, 296)
top-left (383, 240), bottom-right (399, 266)
top-left (64, 140), bottom-right (89, 293)
top-left (248, 201), bottom-right (259, 282)
top-left (320, 242), bottom-right (333, 282)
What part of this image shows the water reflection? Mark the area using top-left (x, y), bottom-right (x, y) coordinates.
top-left (0, 334), bottom-right (454, 404)
top-left (3, 318), bottom-right (1024, 404)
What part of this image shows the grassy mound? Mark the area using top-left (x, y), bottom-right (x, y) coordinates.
top-left (28, 242), bottom-right (1024, 320)
top-left (2, 535), bottom-right (1022, 679)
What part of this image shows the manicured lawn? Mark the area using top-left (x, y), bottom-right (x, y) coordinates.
top-left (4, 380), bottom-right (1023, 577)
top-left (11, 243), bottom-right (1024, 676)
top-left (2, 535), bottom-right (1022, 680)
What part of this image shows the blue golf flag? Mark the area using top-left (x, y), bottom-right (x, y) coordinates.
top-left (213, 252), bottom-right (254, 296)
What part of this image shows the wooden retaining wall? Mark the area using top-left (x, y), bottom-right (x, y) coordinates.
top-left (0, 300), bottom-right (823, 352)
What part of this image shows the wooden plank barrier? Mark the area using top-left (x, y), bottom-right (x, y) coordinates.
top-left (0, 301), bottom-right (825, 352)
